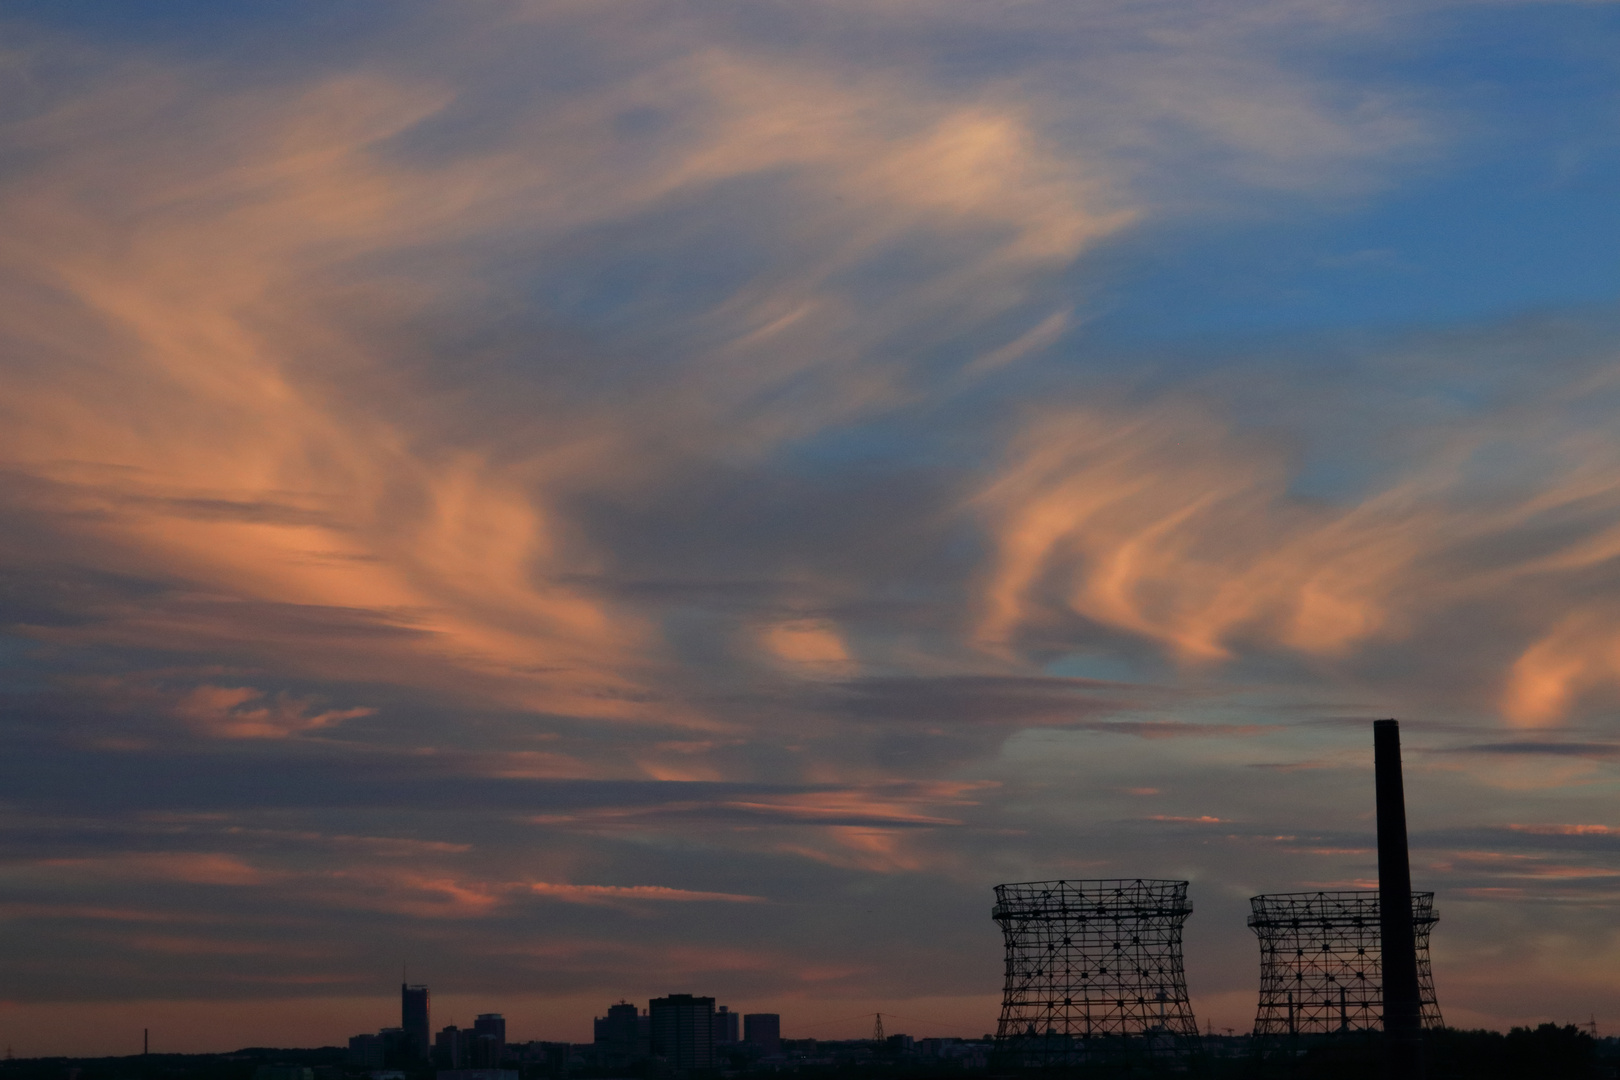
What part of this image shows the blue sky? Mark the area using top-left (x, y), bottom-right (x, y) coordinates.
top-left (3, 0), bottom-right (1620, 1056)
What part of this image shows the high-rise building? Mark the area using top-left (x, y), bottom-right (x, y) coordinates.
top-left (436, 1026), bottom-right (474, 1068)
top-left (347, 1034), bottom-right (384, 1070)
top-left (743, 1014), bottom-right (781, 1055)
top-left (473, 1014), bottom-right (506, 1044)
top-left (472, 1014), bottom-right (506, 1066)
top-left (715, 1006), bottom-right (739, 1044)
top-left (649, 994), bottom-right (715, 1071)
top-left (594, 1002), bottom-right (642, 1067)
top-left (401, 984), bottom-right (431, 1060)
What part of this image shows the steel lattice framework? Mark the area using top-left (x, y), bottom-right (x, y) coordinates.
top-left (992, 879), bottom-right (1198, 1067)
top-left (1249, 891), bottom-right (1441, 1037)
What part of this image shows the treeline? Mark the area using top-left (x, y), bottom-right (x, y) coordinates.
top-left (0, 1047), bottom-right (346, 1080)
top-left (2, 1027), bottom-right (1614, 1080)
top-left (1219, 1024), bottom-right (1609, 1080)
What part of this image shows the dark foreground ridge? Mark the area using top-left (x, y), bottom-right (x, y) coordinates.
top-left (3, 1026), bottom-right (1618, 1080)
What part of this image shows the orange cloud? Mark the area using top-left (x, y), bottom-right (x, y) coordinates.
top-left (761, 619), bottom-right (853, 667)
top-left (0, 29), bottom-right (1144, 740)
top-left (0, 70), bottom-right (652, 722)
top-left (976, 403), bottom-right (1433, 662)
top-left (526, 780), bottom-right (992, 830)
top-left (526, 883), bottom-right (764, 905)
top-left (38, 852), bottom-right (272, 887)
top-left (667, 53), bottom-right (1133, 264)
top-left (305, 868), bottom-right (506, 919)
top-left (778, 826), bottom-right (932, 873)
top-left (285, 870), bottom-right (765, 918)
top-left (975, 399), bottom-right (1620, 725)
top-left (1501, 613), bottom-right (1620, 728)
top-left (119, 935), bottom-right (308, 957)
top-left (174, 685), bottom-right (372, 739)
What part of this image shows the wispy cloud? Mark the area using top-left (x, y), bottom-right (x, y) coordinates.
top-left (0, 0), bottom-right (1617, 1050)
top-left (526, 883), bottom-right (764, 905)
top-left (975, 389), bottom-right (1620, 725)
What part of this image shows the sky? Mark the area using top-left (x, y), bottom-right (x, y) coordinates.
top-left (3, 0), bottom-right (1620, 1057)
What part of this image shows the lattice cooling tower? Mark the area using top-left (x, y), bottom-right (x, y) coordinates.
top-left (1249, 891), bottom-right (1441, 1037)
top-left (992, 879), bottom-right (1198, 1067)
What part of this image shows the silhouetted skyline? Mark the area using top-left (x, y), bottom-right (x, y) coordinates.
top-left (4, 0), bottom-right (1620, 1058)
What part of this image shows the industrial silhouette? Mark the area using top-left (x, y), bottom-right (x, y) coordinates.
top-left (990, 878), bottom-right (1198, 1067)
top-left (1249, 890), bottom-right (1442, 1038)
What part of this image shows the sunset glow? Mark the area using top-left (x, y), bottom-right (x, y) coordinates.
top-left (4, 0), bottom-right (1620, 1057)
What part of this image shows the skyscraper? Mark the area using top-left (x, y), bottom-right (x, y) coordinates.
top-left (594, 1002), bottom-right (642, 1067)
top-left (347, 1034), bottom-right (384, 1070)
top-left (401, 985), bottom-right (431, 1061)
top-left (472, 1013), bottom-right (506, 1066)
top-left (434, 1026), bottom-right (470, 1069)
top-left (649, 994), bottom-right (715, 1071)
top-left (715, 1006), bottom-right (740, 1044)
top-left (743, 1014), bottom-right (781, 1055)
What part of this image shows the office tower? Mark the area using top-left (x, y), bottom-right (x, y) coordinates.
top-left (991, 879), bottom-right (1198, 1069)
top-left (743, 1014), bottom-right (781, 1055)
top-left (473, 1014), bottom-right (506, 1045)
top-left (595, 1002), bottom-right (642, 1067)
top-left (347, 1034), bottom-right (384, 1070)
top-left (472, 1013), bottom-right (506, 1066)
top-left (1249, 891), bottom-right (1442, 1038)
top-left (401, 984), bottom-right (431, 1060)
top-left (715, 1006), bottom-right (740, 1044)
top-left (373, 1028), bottom-right (410, 1069)
top-left (649, 994), bottom-right (715, 1071)
top-left (435, 1026), bottom-right (476, 1068)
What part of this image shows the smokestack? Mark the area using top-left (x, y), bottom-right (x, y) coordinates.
top-left (1375, 719), bottom-right (1424, 1079)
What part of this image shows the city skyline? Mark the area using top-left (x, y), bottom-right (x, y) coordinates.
top-left (4, 0), bottom-right (1620, 1058)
